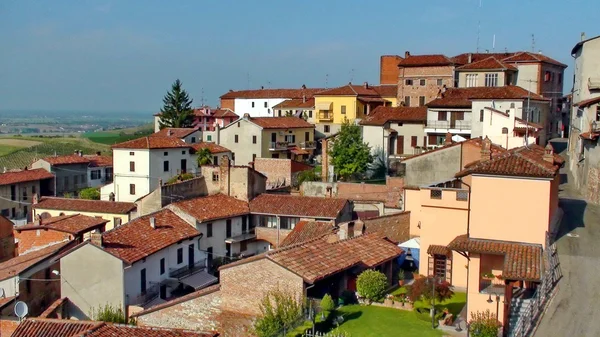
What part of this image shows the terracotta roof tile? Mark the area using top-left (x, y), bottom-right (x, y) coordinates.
top-left (220, 88), bottom-right (325, 99)
top-left (0, 168), bottom-right (54, 186)
top-left (427, 86), bottom-right (548, 108)
top-left (448, 235), bottom-right (543, 281)
top-left (0, 241), bottom-right (71, 281)
top-left (398, 54), bottom-right (453, 67)
top-left (191, 142), bottom-right (231, 154)
top-left (360, 106), bottom-right (427, 126)
top-left (151, 128), bottom-right (199, 138)
top-left (249, 194), bottom-right (348, 219)
top-left (87, 324), bottom-right (218, 336)
top-left (34, 197), bottom-right (136, 214)
top-left (502, 52), bottom-right (567, 67)
top-left (130, 284), bottom-right (221, 318)
top-left (451, 52), bottom-right (518, 65)
top-left (100, 209), bottom-right (200, 264)
top-left (402, 137), bottom-right (506, 163)
top-left (456, 56), bottom-right (517, 71)
top-left (0, 318), bottom-right (19, 337)
top-left (427, 245), bottom-right (452, 257)
top-left (39, 297), bottom-right (69, 318)
top-left (280, 220), bottom-right (335, 247)
top-left (212, 108), bottom-right (239, 118)
top-left (0, 296), bottom-right (16, 309)
top-left (573, 95), bottom-right (600, 108)
top-left (10, 318), bottom-right (103, 337)
top-left (580, 132), bottom-right (600, 140)
top-left (248, 117), bottom-right (314, 129)
top-left (272, 98), bottom-right (315, 109)
top-left (112, 136), bottom-right (192, 150)
top-left (315, 84), bottom-right (382, 97)
top-left (42, 155), bottom-right (90, 166)
top-left (171, 194), bottom-right (249, 222)
top-left (84, 155), bottom-right (113, 167)
top-left (363, 212), bottom-right (411, 244)
top-left (16, 214), bottom-right (108, 235)
top-left (371, 85), bottom-right (398, 97)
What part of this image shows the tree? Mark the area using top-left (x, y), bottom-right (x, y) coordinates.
top-left (196, 148), bottom-right (213, 166)
top-left (320, 293), bottom-right (335, 314)
top-left (253, 289), bottom-right (304, 337)
top-left (158, 79), bottom-right (195, 129)
top-left (356, 270), bottom-right (388, 303)
top-left (79, 187), bottom-right (100, 200)
top-left (406, 276), bottom-right (454, 305)
top-left (469, 309), bottom-right (501, 337)
top-left (329, 119), bottom-right (372, 180)
top-left (368, 147), bottom-right (387, 180)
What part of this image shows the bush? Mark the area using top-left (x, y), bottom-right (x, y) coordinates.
top-left (407, 276), bottom-right (454, 305)
top-left (320, 294), bottom-right (335, 313)
top-left (469, 309), bottom-right (501, 337)
top-left (166, 172), bottom-right (194, 184)
top-left (79, 187), bottom-right (100, 200)
top-left (356, 270), bottom-right (388, 303)
top-left (253, 289), bottom-right (304, 337)
top-left (296, 169), bottom-right (320, 187)
top-left (91, 304), bottom-right (133, 324)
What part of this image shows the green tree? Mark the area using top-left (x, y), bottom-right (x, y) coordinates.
top-left (196, 148), bottom-right (213, 166)
top-left (320, 293), bottom-right (335, 314)
top-left (253, 289), bottom-right (304, 337)
top-left (329, 119), bottom-right (372, 180)
top-left (78, 187), bottom-right (100, 200)
top-left (356, 269), bottom-right (388, 303)
top-left (158, 79), bottom-right (195, 129)
top-left (469, 309), bottom-right (501, 337)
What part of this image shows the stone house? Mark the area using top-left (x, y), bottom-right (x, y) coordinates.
top-left (0, 168), bottom-right (55, 222)
top-left (32, 154), bottom-right (91, 196)
top-left (252, 157), bottom-right (313, 189)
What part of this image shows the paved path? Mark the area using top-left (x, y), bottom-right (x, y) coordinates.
top-left (534, 140), bottom-right (600, 337)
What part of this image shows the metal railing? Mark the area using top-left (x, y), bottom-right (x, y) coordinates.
top-left (426, 120), bottom-right (472, 130)
top-left (130, 283), bottom-right (159, 306)
top-left (269, 141), bottom-right (290, 150)
top-left (300, 141), bottom-right (316, 149)
top-left (169, 258), bottom-right (207, 279)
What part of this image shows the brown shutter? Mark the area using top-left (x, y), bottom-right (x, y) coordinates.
top-left (411, 136), bottom-right (417, 147)
top-left (423, 136), bottom-right (427, 147)
top-left (397, 136), bottom-right (404, 155)
top-left (428, 135), bottom-right (437, 145)
top-left (456, 111), bottom-right (465, 120)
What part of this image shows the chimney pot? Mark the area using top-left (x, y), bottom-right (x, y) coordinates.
top-left (301, 84), bottom-right (307, 89)
top-left (91, 231), bottom-right (103, 247)
top-left (243, 113), bottom-right (250, 119)
top-left (363, 82), bottom-right (368, 89)
top-left (150, 217), bottom-right (156, 229)
top-left (405, 51), bottom-right (410, 58)
top-left (468, 53), bottom-right (473, 64)
top-left (480, 136), bottom-right (492, 162)
top-left (167, 129), bottom-right (172, 137)
top-left (108, 192), bottom-right (115, 202)
top-left (543, 143), bottom-right (554, 163)
top-left (444, 132), bottom-right (453, 146)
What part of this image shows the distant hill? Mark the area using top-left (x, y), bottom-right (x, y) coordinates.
top-left (82, 123), bottom-right (153, 145)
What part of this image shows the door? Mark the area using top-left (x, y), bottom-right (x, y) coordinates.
top-left (347, 275), bottom-right (357, 291)
top-left (271, 132), bottom-right (277, 143)
top-left (450, 113), bottom-right (457, 128)
top-left (181, 159), bottom-right (187, 173)
top-left (225, 243), bottom-right (231, 258)
top-left (396, 136), bottom-right (404, 155)
top-left (207, 247), bottom-right (213, 269)
top-left (160, 285), bottom-right (167, 299)
top-left (188, 244), bottom-right (194, 269)
top-left (140, 269), bottom-right (146, 293)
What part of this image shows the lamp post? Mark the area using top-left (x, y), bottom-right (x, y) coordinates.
top-left (487, 293), bottom-right (501, 324)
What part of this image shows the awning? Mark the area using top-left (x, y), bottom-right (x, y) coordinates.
top-left (290, 147), bottom-right (310, 155)
top-left (452, 135), bottom-right (466, 142)
top-left (316, 101), bottom-right (332, 110)
top-left (179, 271), bottom-right (218, 290)
top-left (225, 232), bottom-right (257, 244)
top-left (398, 237), bottom-right (420, 249)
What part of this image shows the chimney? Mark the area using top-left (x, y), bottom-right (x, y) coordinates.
top-left (581, 32), bottom-right (586, 41)
top-left (150, 217), bottom-right (156, 229)
top-left (444, 132), bottom-right (453, 146)
top-left (405, 51), bottom-right (410, 58)
top-left (91, 231), bottom-right (103, 247)
top-left (543, 143), bottom-right (554, 163)
top-left (243, 113), bottom-right (250, 120)
top-left (302, 95), bottom-right (306, 103)
top-left (468, 53), bottom-right (472, 64)
top-left (79, 150), bottom-right (83, 157)
top-left (363, 82), bottom-right (369, 89)
top-left (108, 192), bottom-right (115, 202)
top-left (167, 129), bottom-right (172, 137)
top-left (261, 86), bottom-right (264, 90)
top-left (33, 193), bottom-right (39, 204)
top-left (34, 214), bottom-right (42, 226)
top-left (481, 136), bottom-right (492, 162)
top-left (301, 84), bottom-right (307, 89)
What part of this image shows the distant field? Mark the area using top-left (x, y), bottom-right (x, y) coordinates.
top-left (0, 139), bottom-right (43, 147)
top-left (83, 124), bottom-right (153, 145)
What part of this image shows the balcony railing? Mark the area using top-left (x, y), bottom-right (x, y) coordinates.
top-left (130, 283), bottom-right (159, 306)
top-left (426, 120), bottom-right (472, 130)
top-left (169, 259), bottom-right (206, 279)
top-left (318, 112), bottom-right (333, 121)
top-left (300, 141), bottom-right (316, 149)
top-left (269, 141), bottom-right (290, 151)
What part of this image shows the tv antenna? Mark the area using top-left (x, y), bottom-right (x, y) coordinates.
top-left (200, 88), bottom-right (205, 107)
top-left (349, 69), bottom-right (354, 83)
top-left (531, 34), bottom-right (535, 52)
top-left (14, 301), bottom-right (28, 321)
top-left (325, 74), bottom-right (329, 88)
top-left (476, 0), bottom-right (483, 52)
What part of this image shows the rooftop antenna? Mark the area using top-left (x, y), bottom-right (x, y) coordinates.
top-left (476, 0), bottom-right (483, 52)
top-left (492, 34), bottom-right (496, 52)
top-left (350, 68), bottom-right (354, 83)
top-left (531, 34), bottom-right (535, 53)
top-left (200, 88), bottom-right (205, 107)
top-left (325, 73), bottom-right (329, 88)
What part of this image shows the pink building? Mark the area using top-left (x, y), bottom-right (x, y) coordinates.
top-left (153, 107), bottom-right (238, 132)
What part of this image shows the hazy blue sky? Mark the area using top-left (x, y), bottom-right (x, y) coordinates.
top-left (1, 0), bottom-right (598, 112)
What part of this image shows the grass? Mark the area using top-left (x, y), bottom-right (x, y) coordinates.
top-left (0, 145), bottom-right (22, 157)
top-left (82, 126), bottom-right (153, 145)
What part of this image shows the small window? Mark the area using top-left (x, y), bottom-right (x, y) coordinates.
top-left (437, 79), bottom-right (443, 86)
top-left (129, 184), bottom-right (135, 195)
top-left (182, 150), bottom-right (186, 155)
top-left (177, 248), bottom-right (183, 264)
top-left (404, 96), bottom-right (411, 107)
top-left (226, 219), bottom-right (232, 237)
top-left (237, 122), bottom-right (240, 127)
top-left (252, 154), bottom-right (256, 161)
top-left (207, 135), bottom-right (212, 141)
top-left (163, 161), bottom-right (169, 172)
top-left (164, 152), bottom-right (168, 156)
top-left (324, 125), bottom-right (330, 133)
top-left (268, 108), bottom-right (270, 114)
top-left (252, 135), bottom-right (257, 144)
top-left (341, 105), bottom-right (346, 114)
top-left (419, 96), bottom-right (425, 106)
top-left (114, 218), bottom-right (122, 227)
top-left (544, 71), bottom-right (552, 82)
top-left (430, 189), bottom-right (442, 199)
top-left (129, 161), bottom-right (135, 172)
top-left (480, 109), bottom-right (484, 122)
top-left (264, 101), bottom-right (268, 108)
top-left (160, 258), bottom-right (165, 275)
top-left (278, 110), bottom-right (282, 117)
top-left (235, 135), bottom-right (239, 143)
top-left (251, 102), bottom-right (255, 108)
top-left (191, 137), bottom-right (196, 143)
top-left (485, 73), bottom-right (498, 87)
top-left (405, 79), bottom-right (413, 86)
top-left (558, 73), bottom-right (562, 84)
top-left (129, 152), bottom-right (134, 156)
top-left (213, 156), bottom-right (218, 164)
top-left (419, 79), bottom-right (426, 86)
top-left (438, 111), bottom-right (447, 121)
top-left (411, 136), bottom-right (417, 147)
top-left (207, 223), bottom-right (213, 237)
top-left (240, 241), bottom-right (247, 252)
top-left (308, 110), bottom-right (313, 118)
top-left (32, 185), bottom-right (36, 194)
top-left (212, 172), bottom-right (219, 181)
top-left (456, 190), bottom-right (468, 201)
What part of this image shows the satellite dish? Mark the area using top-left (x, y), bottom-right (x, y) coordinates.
top-left (14, 301), bottom-right (28, 319)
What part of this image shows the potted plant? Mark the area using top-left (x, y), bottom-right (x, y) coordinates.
top-left (398, 270), bottom-right (406, 286)
top-left (481, 272), bottom-right (495, 280)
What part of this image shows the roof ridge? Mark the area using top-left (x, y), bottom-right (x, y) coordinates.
top-left (267, 234), bottom-right (331, 256)
top-left (512, 149), bottom-right (556, 174)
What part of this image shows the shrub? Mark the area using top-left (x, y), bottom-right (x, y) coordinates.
top-left (91, 304), bottom-right (133, 324)
top-left (79, 187), bottom-right (100, 200)
top-left (166, 173), bottom-right (194, 184)
top-left (407, 276), bottom-right (454, 304)
top-left (356, 270), bottom-right (388, 303)
top-left (339, 290), bottom-right (357, 306)
top-left (253, 289), bottom-right (303, 337)
top-left (320, 294), bottom-right (335, 313)
top-left (469, 309), bottom-right (501, 337)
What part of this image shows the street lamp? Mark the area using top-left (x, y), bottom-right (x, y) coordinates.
top-left (487, 293), bottom-right (501, 322)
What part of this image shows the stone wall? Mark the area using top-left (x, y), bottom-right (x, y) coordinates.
top-left (403, 145), bottom-right (462, 186)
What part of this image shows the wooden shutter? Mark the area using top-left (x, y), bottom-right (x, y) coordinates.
top-left (397, 136), bottom-right (404, 155)
top-left (423, 136), bottom-right (427, 147)
top-left (456, 111), bottom-right (465, 120)
top-left (411, 136), bottom-right (417, 147)
top-left (428, 135), bottom-right (437, 146)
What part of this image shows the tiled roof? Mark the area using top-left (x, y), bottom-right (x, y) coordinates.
top-left (456, 56), bottom-right (517, 71)
top-left (447, 234), bottom-right (543, 281)
top-left (191, 142), bottom-right (231, 154)
top-left (34, 197), bottom-right (136, 214)
top-left (171, 194), bottom-right (250, 222)
top-left (451, 52), bottom-right (518, 65)
top-left (371, 85), bottom-right (398, 97)
top-left (86, 324), bottom-right (218, 337)
top-left (99, 209), bottom-right (200, 264)
top-left (515, 117), bottom-right (544, 129)
top-left (280, 220), bottom-right (335, 247)
top-left (39, 297), bottom-right (69, 318)
top-left (580, 132), bottom-right (600, 140)
top-left (130, 284), bottom-right (221, 318)
top-left (0, 241), bottom-right (71, 281)
top-left (427, 244), bottom-right (452, 257)
top-left (220, 88), bottom-right (325, 99)
top-left (0, 168), bottom-right (54, 186)
top-left (0, 295), bottom-right (16, 309)
top-left (363, 212), bottom-right (411, 244)
top-left (16, 214), bottom-right (108, 235)
top-left (456, 144), bottom-right (562, 178)
top-left (212, 108), bottom-right (239, 118)
top-left (10, 319), bottom-right (103, 337)
top-left (401, 137), bottom-right (506, 163)
top-left (84, 155), bottom-right (113, 167)
top-left (112, 136), bottom-right (192, 149)
top-left (42, 155), bottom-right (90, 166)
top-left (360, 106), bottom-right (427, 126)
top-left (573, 96), bottom-right (600, 108)
top-left (398, 54), bottom-right (454, 67)
top-left (272, 98), bottom-right (315, 109)
top-left (502, 51), bottom-right (567, 67)
top-left (315, 84), bottom-right (382, 97)
top-left (427, 86), bottom-right (547, 108)
top-left (249, 194), bottom-right (348, 219)
top-left (152, 128), bottom-right (199, 138)
top-left (249, 117), bottom-right (314, 129)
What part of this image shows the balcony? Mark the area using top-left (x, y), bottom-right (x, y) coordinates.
top-left (269, 141), bottom-right (290, 151)
top-left (300, 141), bottom-right (316, 150)
top-left (318, 112), bottom-right (333, 121)
top-left (426, 120), bottom-right (472, 131)
top-left (169, 259), bottom-right (207, 279)
top-left (130, 283), bottom-right (159, 306)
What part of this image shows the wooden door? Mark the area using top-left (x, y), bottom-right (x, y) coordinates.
top-left (397, 136), bottom-right (404, 155)
top-left (450, 113), bottom-right (457, 128)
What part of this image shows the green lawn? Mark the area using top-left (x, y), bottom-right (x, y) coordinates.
top-left (414, 292), bottom-right (466, 318)
top-left (82, 128), bottom-right (153, 145)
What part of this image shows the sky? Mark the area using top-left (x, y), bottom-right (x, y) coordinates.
top-left (1, 0), bottom-right (598, 113)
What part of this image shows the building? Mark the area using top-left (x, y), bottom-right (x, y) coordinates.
top-left (272, 98), bottom-right (315, 123)
top-left (60, 209), bottom-right (208, 319)
top-left (218, 114), bottom-right (315, 165)
top-left (152, 127), bottom-right (203, 144)
top-left (0, 215), bottom-right (15, 262)
top-left (31, 154), bottom-right (91, 196)
top-left (199, 158), bottom-right (267, 202)
top-left (0, 168), bottom-right (54, 222)
top-left (32, 196), bottom-right (136, 231)
top-left (396, 52), bottom-right (456, 107)
top-left (568, 34), bottom-right (600, 204)
top-left (313, 82), bottom-right (397, 137)
top-left (360, 106), bottom-right (428, 159)
top-left (191, 142), bottom-right (232, 166)
top-left (153, 106), bottom-right (238, 134)
top-left (252, 158), bottom-right (313, 190)
top-left (83, 154), bottom-right (113, 189)
top-left (219, 86), bottom-right (324, 117)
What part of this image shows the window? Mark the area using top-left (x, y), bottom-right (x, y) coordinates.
top-left (26, 280), bottom-right (31, 294)
top-left (251, 102), bottom-right (255, 108)
top-left (212, 172), bottom-right (219, 181)
top-left (160, 258), bottom-right (165, 275)
top-left (558, 73), bottom-right (562, 84)
top-left (433, 255), bottom-right (448, 279)
top-left (308, 110), bottom-right (312, 118)
top-left (129, 161), bottom-right (135, 172)
top-left (404, 96), bottom-right (411, 107)
top-left (242, 216), bottom-right (247, 232)
top-left (226, 219), bottom-right (232, 237)
top-left (177, 248), bottom-right (183, 264)
top-left (129, 152), bottom-right (135, 156)
top-left (252, 154), bottom-right (256, 161)
top-left (272, 154), bottom-right (279, 158)
top-left (207, 223), bottom-right (213, 237)
top-left (405, 79), bottom-right (413, 85)
top-left (182, 150), bottom-right (186, 155)
top-left (419, 79), bottom-right (426, 86)
top-left (278, 110), bottom-right (282, 117)
top-left (480, 109), bottom-right (484, 122)
top-left (437, 79), bottom-right (443, 86)
top-left (265, 216), bottom-right (277, 228)
top-left (456, 190), bottom-right (468, 201)
top-left (411, 136), bottom-right (417, 147)
top-left (234, 135), bottom-right (239, 143)
top-left (237, 122), bottom-right (240, 127)
top-left (419, 96), bottom-right (425, 106)
top-left (9, 185), bottom-right (15, 201)
top-left (213, 156), bottom-right (218, 164)
top-left (207, 247), bottom-right (213, 266)
top-left (207, 135), bottom-right (212, 141)
top-left (324, 125), bottom-right (330, 133)
top-left (129, 184), bottom-right (135, 195)
top-left (252, 135), bottom-right (257, 144)
top-left (438, 111), bottom-right (447, 121)
top-left (285, 135), bottom-right (296, 144)
top-left (32, 185), bottom-right (36, 195)
top-left (164, 152), bottom-right (168, 156)
top-left (305, 132), bottom-right (310, 141)
top-left (114, 218), bottom-right (122, 227)
top-left (191, 137), bottom-right (196, 143)
top-left (22, 190), bottom-right (27, 201)
top-left (163, 161), bottom-right (169, 172)
top-left (430, 189), bottom-right (442, 199)
top-left (544, 71), bottom-right (552, 82)
top-left (264, 101), bottom-right (268, 108)
top-left (341, 105), bottom-right (346, 114)
top-left (140, 269), bottom-right (146, 293)
top-left (466, 74), bottom-right (478, 87)
top-left (91, 170), bottom-right (101, 180)
top-left (484, 73), bottom-right (498, 87)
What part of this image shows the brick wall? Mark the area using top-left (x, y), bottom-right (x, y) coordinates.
top-left (220, 258), bottom-right (305, 316)
top-left (18, 262), bottom-right (62, 316)
top-left (397, 65), bottom-right (454, 107)
top-left (380, 55), bottom-right (403, 85)
top-left (0, 216), bottom-right (15, 262)
top-left (363, 212), bottom-right (411, 243)
top-left (0, 319), bottom-right (19, 337)
top-left (220, 98), bottom-right (235, 111)
top-left (255, 227), bottom-right (293, 248)
top-left (14, 228), bottom-right (70, 255)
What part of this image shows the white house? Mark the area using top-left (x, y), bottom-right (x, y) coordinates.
top-left (60, 209), bottom-right (211, 319)
top-left (84, 154), bottom-right (113, 189)
top-left (151, 128), bottom-right (202, 144)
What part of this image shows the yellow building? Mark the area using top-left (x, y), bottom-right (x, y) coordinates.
top-left (313, 82), bottom-right (397, 137)
top-left (32, 197), bottom-right (137, 231)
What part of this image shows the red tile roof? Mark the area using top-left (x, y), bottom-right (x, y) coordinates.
top-left (112, 136), bottom-right (192, 149)
top-left (33, 197), bottom-right (136, 214)
top-left (152, 128), bottom-right (199, 138)
top-left (456, 56), bottom-right (517, 71)
top-left (448, 235), bottom-right (543, 281)
top-left (427, 86), bottom-right (548, 108)
top-left (0, 296), bottom-right (16, 309)
top-left (99, 209), bottom-right (200, 264)
top-left (86, 324), bottom-right (218, 337)
top-left (315, 84), bottom-right (383, 97)
top-left (0, 241), bottom-right (72, 281)
top-left (372, 85), bottom-right (398, 97)
top-left (16, 214), bottom-right (108, 235)
top-left (171, 194), bottom-right (250, 222)
top-left (84, 155), bottom-right (113, 167)
top-left (191, 142), bottom-right (231, 154)
top-left (427, 245), bottom-right (452, 257)
top-left (280, 220), bottom-right (335, 247)
top-left (212, 108), bottom-right (239, 118)
top-left (249, 194), bottom-right (348, 219)
top-left (573, 96), bottom-right (600, 108)
top-left (451, 52), bottom-right (518, 65)
top-left (515, 117), bottom-right (544, 129)
top-left (580, 132), bottom-right (600, 140)
top-left (248, 117), bottom-right (314, 129)
top-left (42, 155), bottom-right (91, 166)
top-left (502, 52), bottom-right (567, 68)
top-left (0, 168), bottom-right (54, 186)
top-left (362, 212), bottom-right (411, 244)
top-left (398, 54), bottom-right (454, 67)
top-left (360, 106), bottom-right (427, 126)
top-left (130, 284), bottom-right (221, 318)
top-left (220, 88), bottom-right (325, 99)
top-left (272, 98), bottom-right (315, 109)
top-left (401, 137), bottom-right (506, 163)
